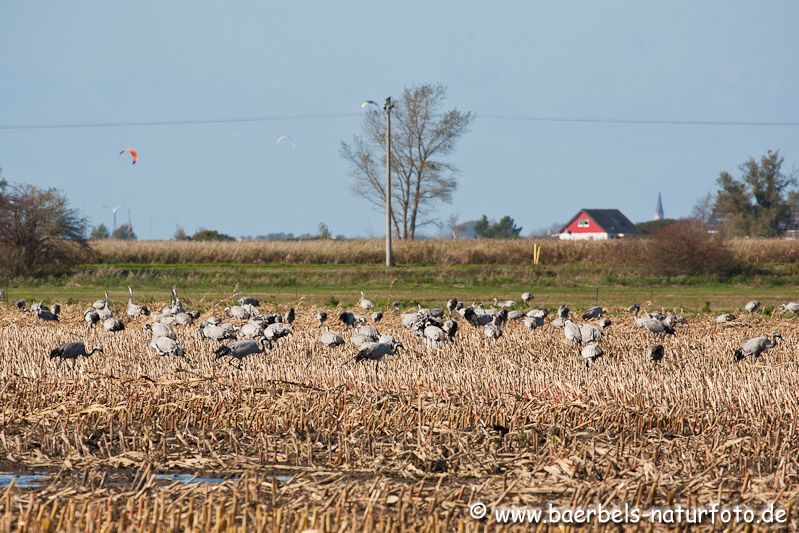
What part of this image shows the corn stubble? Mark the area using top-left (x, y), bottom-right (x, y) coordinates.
top-left (1, 304), bottom-right (798, 531)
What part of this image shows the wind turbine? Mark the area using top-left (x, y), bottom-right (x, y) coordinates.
top-left (101, 203), bottom-right (124, 234)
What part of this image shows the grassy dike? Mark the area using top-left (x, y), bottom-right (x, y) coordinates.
top-left (3, 261), bottom-right (798, 312)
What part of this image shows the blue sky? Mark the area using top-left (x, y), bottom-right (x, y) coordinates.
top-left (1, 2), bottom-right (797, 238)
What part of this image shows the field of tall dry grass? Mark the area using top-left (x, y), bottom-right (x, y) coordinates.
top-left (88, 238), bottom-right (799, 267)
top-left (1, 298), bottom-right (798, 530)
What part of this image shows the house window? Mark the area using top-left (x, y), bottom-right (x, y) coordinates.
top-left (577, 219), bottom-right (590, 228)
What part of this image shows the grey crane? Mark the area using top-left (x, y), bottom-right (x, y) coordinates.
top-left (423, 325), bottom-right (448, 349)
top-left (351, 330), bottom-right (379, 350)
top-left (649, 344), bottom-right (664, 364)
top-left (663, 315), bottom-right (687, 328)
top-left (354, 325), bottom-right (379, 338)
top-left (103, 317), bottom-right (125, 332)
top-left (599, 317), bottom-right (612, 330)
top-left (493, 297), bottom-right (515, 308)
top-left (734, 333), bottom-right (782, 362)
top-left (84, 308), bottom-right (100, 331)
top-left (92, 292), bottom-right (108, 310)
top-left (446, 298), bottom-right (458, 314)
top-left (779, 302), bottom-right (799, 314)
top-left (354, 339), bottom-right (403, 378)
top-left (0, 290), bottom-right (5, 300)
top-left (563, 319), bottom-right (582, 345)
top-left (359, 291), bottom-right (374, 310)
top-left (401, 311), bottom-right (422, 329)
top-left (317, 310), bottom-right (328, 326)
top-left (173, 311), bottom-right (199, 326)
top-left (507, 310), bottom-right (526, 321)
top-left (582, 306), bottom-right (605, 320)
top-left (170, 286), bottom-right (184, 313)
top-left (158, 287), bottom-right (184, 317)
top-left (145, 322), bottom-right (176, 340)
top-left (127, 287), bottom-right (150, 318)
top-left (550, 305), bottom-right (570, 328)
top-left (378, 334), bottom-right (399, 345)
top-left (36, 306), bottom-right (59, 322)
top-left (215, 337), bottom-right (271, 368)
top-left (580, 344), bottom-right (603, 368)
top-left (483, 322), bottom-right (502, 340)
top-left (442, 319), bottom-right (458, 340)
top-left (149, 336), bottom-right (185, 357)
top-left (16, 299), bottom-right (27, 312)
top-left (392, 301), bottom-right (402, 313)
top-left (320, 328), bottom-right (345, 348)
top-left (744, 300), bottom-right (761, 314)
top-left (371, 311), bottom-right (383, 323)
top-left (715, 313), bottom-right (736, 324)
top-left (523, 315), bottom-right (543, 330)
top-left (239, 322), bottom-right (265, 339)
top-left (50, 342), bottom-right (103, 368)
top-left (96, 295), bottom-right (113, 321)
top-left (199, 322), bottom-right (236, 342)
top-left (238, 296), bottom-right (260, 307)
top-left (285, 307), bottom-right (296, 325)
top-left (521, 292), bottom-right (533, 306)
top-left (225, 305), bottom-right (251, 320)
top-left (240, 303), bottom-right (260, 317)
top-left (339, 311), bottom-right (365, 329)
top-left (579, 323), bottom-right (603, 344)
top-left (629, 304), bottom-right (675, 336)
top-left (264, 322), bottom-right (292, 343)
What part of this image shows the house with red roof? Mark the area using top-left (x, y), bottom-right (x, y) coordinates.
top-left (558, 209), bottom-right (638, 240)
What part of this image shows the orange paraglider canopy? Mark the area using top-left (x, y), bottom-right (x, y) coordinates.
top-left (119, 148), bottom-right (138, 165)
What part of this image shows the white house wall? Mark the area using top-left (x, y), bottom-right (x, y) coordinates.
top-left (558, 232), bottom-right (610, 240)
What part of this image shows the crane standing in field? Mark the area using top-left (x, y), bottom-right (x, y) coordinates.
top-left (215, 337), bottom-right (271, 369)
top-left (734, 333), bottom-right (783, 362)
top-left (50, 342), bottom-right (103, 368)
top-left (127, 287), bottom-right (150, 318)
top-left (744, 300), bottom-right (761, 314)
top-left (354, 339), bottom-right (403, 378)
top-left (629, 304), bottom-right (675, 336)
top-left (359, 292), bottom-right (374, 310)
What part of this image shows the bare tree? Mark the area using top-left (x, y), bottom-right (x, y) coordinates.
top-left (0, 183), bottom-right (90, 277)
top-left (341, 84), bottom-right (473, 240)
top-left (691, 192), bottom-right (716, 224)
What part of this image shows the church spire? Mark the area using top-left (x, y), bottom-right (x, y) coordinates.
top-left (654, 192), bottom-right (664, 221)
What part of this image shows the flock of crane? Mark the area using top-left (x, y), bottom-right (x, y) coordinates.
top-left (8, 287), bottom-right (799, 375)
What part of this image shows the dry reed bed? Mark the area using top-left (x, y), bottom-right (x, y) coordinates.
top-left (1, 304), bottom-right (799, 530)
top-left (88, 238), bottom-right (799, 266)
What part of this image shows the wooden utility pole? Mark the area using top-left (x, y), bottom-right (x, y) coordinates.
top-left (384, 96), bottom-right (395, 267)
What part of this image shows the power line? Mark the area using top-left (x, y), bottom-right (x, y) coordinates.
top-left (479, 114), bottom-right (799, 127)
top-left (1, 112), bottom-right (798, 131)
top-left (0, 112), bottom-right (360, 131)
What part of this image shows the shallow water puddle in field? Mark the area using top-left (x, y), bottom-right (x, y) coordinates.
top-left (155, 474), bottom-right (232, 485)
top-left (0, 474), bottom-right (47, 487)
top-left (154, 474), bottom-right (292, 485)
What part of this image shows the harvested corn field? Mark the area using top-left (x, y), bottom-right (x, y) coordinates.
top-left (1, 299), bottom-right (798, 531)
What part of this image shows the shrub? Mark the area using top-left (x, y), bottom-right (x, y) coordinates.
top-left (646, 220), bottom-right (738, 277)
top-left (0, 183), bottom-right (90, 277)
